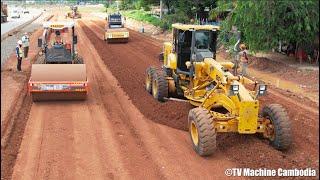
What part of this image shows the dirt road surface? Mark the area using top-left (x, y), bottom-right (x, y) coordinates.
top-left (9, 14), bottom-right (237, 180)
top-left (1, 11), bottom-right (318, 180)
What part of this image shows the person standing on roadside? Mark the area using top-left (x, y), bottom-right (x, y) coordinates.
top-left (239, 44), bottom-right (249, 76)
top-left (16, 40), bottom-right (24, 72)
top-left (21, 32), bottom-right (29, 58)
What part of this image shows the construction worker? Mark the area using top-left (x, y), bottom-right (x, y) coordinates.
top-left (239, 44), bottom-right (249, 76)
top-left (232, 31), bottom-right (241, 76)
top-left (16, 40), bottom-right (24, 72)
top-left (21, 32), bottom-right (30, 58)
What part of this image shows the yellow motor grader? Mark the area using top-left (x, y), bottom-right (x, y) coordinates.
top-left (146, 23), bottom-right (292, 156)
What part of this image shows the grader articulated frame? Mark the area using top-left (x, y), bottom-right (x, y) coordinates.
top-left (146, 23), bottom-right (292, 156)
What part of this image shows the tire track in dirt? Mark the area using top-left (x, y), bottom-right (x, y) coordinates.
top-left (0, 94), bottom-right (32, 180)
top-left (82, 19), bottom-right (192, 131)
top-left (76, 24), bottom-right (166, 179)
top-left (1, 23), bottom-right (47, 179)
top-left (12, 12), bottom-right (127, 179)
top-left (89, 19), bottom-right (162, 74)
top-left (76, 20), bottom-right (240, 179)
top-left (1, 13), bottom-right (59, 180)
top-left (268, 88), bottom-right (318, 114)
top-left (92, 19), bottom-right (162, 48)
top-left (82, 18), bottom-right (319, 176)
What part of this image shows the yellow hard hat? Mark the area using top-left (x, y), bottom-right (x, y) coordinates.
top-left (240, 44), bottom-right (246, 50)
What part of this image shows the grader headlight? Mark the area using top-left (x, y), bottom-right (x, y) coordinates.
top-left (230, 84), bottom-right (239, 95)
top-left (257, 84), bottom-right (267, 96)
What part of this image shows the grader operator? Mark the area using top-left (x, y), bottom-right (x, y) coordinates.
top-left (146, 24), bottom-right (292, 156)
top-left (28, 21), bottom-right (88, 102)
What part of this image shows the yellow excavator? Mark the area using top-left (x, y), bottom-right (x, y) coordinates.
top-left (146, 23), bottom-right (292, 156)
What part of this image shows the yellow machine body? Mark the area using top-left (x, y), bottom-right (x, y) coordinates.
top-left (162, 23), bottom-right (263, 134)
top-left (104, 13), bottom-right (129, 43)
top-left (147, 23), bottom-right (291, 156)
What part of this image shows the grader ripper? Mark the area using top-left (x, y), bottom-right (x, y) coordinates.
top-left (146, 24), bottom-right (292, 156)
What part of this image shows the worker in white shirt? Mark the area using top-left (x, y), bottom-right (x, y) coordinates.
top-left (16, 40), bottom-right (23, 72)
top-left (21, 32), bottom-right (30, 58)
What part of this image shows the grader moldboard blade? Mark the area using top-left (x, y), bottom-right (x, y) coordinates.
top-left (28, 64), bottom-right (88, 102)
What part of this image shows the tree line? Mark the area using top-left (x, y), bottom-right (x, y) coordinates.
top-left (116, 0), bottom-right (318, 53)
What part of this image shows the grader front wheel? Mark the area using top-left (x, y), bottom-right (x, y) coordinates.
top-left (262, 104), bottom-right (292, 150)
top-left (152, 70), bottom-right (168, 102)
top-left (188, 107), bottom-right (216, 156)
top-left (145, 67), bottom-right (156, 94)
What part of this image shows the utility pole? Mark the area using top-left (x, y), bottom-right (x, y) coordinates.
top-left (160, 0), bottom-right (162, 19)
top-left (116, 0), bottom-right (119, 11)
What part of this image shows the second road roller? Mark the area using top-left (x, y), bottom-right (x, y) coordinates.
top-left (104, 12), bottom-right (129, 43)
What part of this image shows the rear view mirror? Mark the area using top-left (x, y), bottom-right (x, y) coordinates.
top-left (179, 33), bottom-right (185, 42)
top-left (38, 38), bottom-right (42, 47)
top-left (159, 52), bottom-right (164, 62)
top-left (73, 35), bottom-right (77, 44)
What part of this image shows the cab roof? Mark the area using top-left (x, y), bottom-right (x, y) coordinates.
top-left (172, 23), bottom-right (220, 31)
top-left (43, 21), bottom-right (75, 29)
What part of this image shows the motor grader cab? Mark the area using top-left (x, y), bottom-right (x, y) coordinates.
top-left (66, 5), bottom-right (81, 19)
top-left (28, 21), bottom-right (88, 102)
top-left (104, 13), bottom-right (129, 43)
top-left (146, 23), bottom-right (292, 156)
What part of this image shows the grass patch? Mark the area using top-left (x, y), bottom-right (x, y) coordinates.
top-left (122, 10), bottom-right (161, 27)
top-left (77, 5), bottom-right (105, 13)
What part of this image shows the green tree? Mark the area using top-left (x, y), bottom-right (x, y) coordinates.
top-left (216, 0), bottom-right (319, 52)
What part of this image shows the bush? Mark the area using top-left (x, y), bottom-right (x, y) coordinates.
top-left (120, 0), bottom-right (134, 10)
top-left (160, 12), bottom-right (189, 30)
top-left (122, 9), bottom-right (190, 31)
top-left (132, 0), bottom-right (150, 11)
top-left (104, 3), bottom-right (109, 8)
top-left (123, 10), bottom-right (161, 27)
top-left (143, 5), bottom-right (150, 11)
